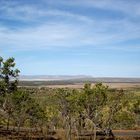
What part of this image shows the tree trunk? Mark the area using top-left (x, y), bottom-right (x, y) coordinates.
top-left (6, 114), bottom-right (10, 130)
top-left (69, 116), bottom-right (72, 140)
top-left (93, 123), bottom-right (96, 140)
top-left (65, 116), bottom-right (72, 140)
top-left (17, 120), bottom-right (21, 134)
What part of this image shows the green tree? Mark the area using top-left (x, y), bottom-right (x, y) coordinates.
top-left (0, 57), bottom-right (20, 94)
top-left (11, 90), bottom-right (32, 132)
top-left (55, 88), bottom-right (78, 140)
top-left (79, 83), bottom-right (108, 139)
top-left (0, 57), bottom-right (20, 130)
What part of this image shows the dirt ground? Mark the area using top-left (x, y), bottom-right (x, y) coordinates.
top-left (0, 128), bottom-right (140, 140)
top-left (45, 82), bottom-right (140, 89)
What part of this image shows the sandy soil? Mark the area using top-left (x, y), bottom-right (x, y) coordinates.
top-left (45, 82), bottom-right (140, 89)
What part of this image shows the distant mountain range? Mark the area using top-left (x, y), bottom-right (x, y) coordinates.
top-left (19, 75), bottom-right (92, 81)
top-left (19, 75), bottom-right (140, 83)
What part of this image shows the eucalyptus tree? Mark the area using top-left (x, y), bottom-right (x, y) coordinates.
top-left (0, 57), bottom-right (20, 94)
top-left (99, 89), bottom-right (125, 137)
top-left (55, 88), bottom-right (79, 140)
top-left (133, 96), bottom-right (140, 127)
top-left (79, 83), bottom-right (108, 140)
top-left (0, 57), bottom-right (20, 130)
top-left (11, 90), bottom-right (32, 132)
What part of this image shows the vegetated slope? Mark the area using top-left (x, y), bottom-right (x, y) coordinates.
top-left (18, 75), bottom-right (140, 87)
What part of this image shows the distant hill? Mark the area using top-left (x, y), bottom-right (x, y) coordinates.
top-left (19, 75), bottom-right (92, 81)
top-left (19, 75), bottom-right (140, 83)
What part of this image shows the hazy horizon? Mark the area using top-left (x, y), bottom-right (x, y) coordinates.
top-left (19, 75), bottom-right (140, 79)
top-left (1, 0), bottom-right (140, 77)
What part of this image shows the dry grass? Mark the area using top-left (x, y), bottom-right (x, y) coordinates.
top-left (45, 82), bottom-right (140, 89)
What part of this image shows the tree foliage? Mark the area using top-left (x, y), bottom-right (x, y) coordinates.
top-left (0, 56), bottom-right (139, 139)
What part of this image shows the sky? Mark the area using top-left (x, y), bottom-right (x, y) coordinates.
top-left (0, 0), bottom-right (140, 77)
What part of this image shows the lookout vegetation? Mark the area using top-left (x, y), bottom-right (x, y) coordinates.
top-left (0, 57), bottom-right (140, 140)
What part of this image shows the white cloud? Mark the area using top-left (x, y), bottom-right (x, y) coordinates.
top-left (57, 0), bottom-right (140, 17)
top-left (0, 18), bottom-right (140, 52)
top-left (0, 1), bottom-right (94, 23)
top-left (0, 0), bottom-right (140, 52)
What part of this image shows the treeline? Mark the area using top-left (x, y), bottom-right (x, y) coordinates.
top-left (0, 57), bottom-right (140, 140)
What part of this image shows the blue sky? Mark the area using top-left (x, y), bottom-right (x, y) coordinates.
top-left (0, 0), bottom-right (140, 77)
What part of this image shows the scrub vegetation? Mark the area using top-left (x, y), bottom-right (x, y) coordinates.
top-left (0, 57), bottom-right (140, 140)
